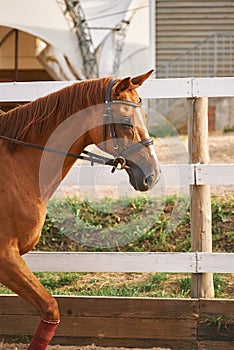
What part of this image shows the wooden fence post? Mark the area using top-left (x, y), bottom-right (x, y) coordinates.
top-left (187, 97), bottom-right (215, 298)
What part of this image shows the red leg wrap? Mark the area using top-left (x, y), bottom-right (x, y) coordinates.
top-left (27, 319), bottom-right (60, 350)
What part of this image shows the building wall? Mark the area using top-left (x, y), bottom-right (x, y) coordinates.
top-left (154, 0), bottom-right (234, 131)
top-left (155, 0), bottom-right (234, 75)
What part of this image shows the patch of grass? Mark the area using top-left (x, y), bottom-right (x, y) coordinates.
top-left (36, 272), bottom-right (174, 298)
top-left (224, 126), bottom-right (234, 133)
top-left (1, 194), bottom-right (231, 298)
top-left (176, 276), bottom-right (191, 297)
top-left (213, 273), bottom-right (230, 298)
top-left (0, 272), bottom-right (233, 299)
top-left (34, 272), bottom-right (80, 293)
top-left (36, 272), bottom-right (232, 299)
top-left (211, 195), bottom-right (234, 252)
top-left (202, 313), bottom-right (234, 334)
top-left (149, 123), bottom-right (178, 138)
top-left (0, 285), bottom-right (13, 294)
top-left (39, 193), bottom-right (233, 254)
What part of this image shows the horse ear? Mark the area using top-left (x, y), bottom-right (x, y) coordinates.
top-left (130, 69), bottom-right (154, 87)
top-left (115, 77), bottom-right (131, 94)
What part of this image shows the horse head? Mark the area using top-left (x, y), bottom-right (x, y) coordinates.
top-left (89, 70), bottom-right (161, 191)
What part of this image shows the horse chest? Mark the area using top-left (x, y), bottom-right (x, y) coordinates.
top-left (0, 180), bottom-right (46, 254)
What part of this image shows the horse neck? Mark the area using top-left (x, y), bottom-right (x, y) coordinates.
top-left (0, 77), bottom-right (111, 201)
top-left (30, 78), bottom-right (109, 142)
top-left (0, 77), bottom-right (110, 149)
top-left (29, 78), bottom-right (110, 201)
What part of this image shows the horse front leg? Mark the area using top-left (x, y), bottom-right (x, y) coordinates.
top-left (27, 319), bottom-right (60, 350)
top-left (0, 248), bottom-right (60, 349)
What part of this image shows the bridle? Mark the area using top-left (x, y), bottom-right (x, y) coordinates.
top-left (102, 79), bottom-right (154, 172)
top-left (0, 79), bottom-right (154, 173)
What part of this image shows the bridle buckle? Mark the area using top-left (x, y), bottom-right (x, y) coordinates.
top-left (111, 156), bottom-right (129, 173)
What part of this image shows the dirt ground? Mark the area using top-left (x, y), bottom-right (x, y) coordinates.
top-left (156, 132), bottom-right (234, 195)
top-left (57, 132), bottom-right (234, 198)
top-left (0, 343), bottom-right (170, 350)
top-left (158, 132), bottom-right (234, 164)
top-left (1, 133), bottom-right (233, 350)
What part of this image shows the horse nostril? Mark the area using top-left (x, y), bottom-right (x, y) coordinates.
top-left (145, 175), bottom-right (155, 189)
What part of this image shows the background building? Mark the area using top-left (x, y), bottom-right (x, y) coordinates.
top-left (1, 0), bottom-right (233, 130)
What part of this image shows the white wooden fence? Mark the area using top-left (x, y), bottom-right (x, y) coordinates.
top-left (57, 163), bottom-right (234, 187)
top-left (23, 252), bottom-right (233, 273)
top-left (0, 78), bottom-right (233, 279)
top-left (1, 77), bottom-right (234, 100)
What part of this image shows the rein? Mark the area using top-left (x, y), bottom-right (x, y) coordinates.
top-left (0, 79), bottom-right (153, 173)
top-left (0, 134), bottom-right (116, 166)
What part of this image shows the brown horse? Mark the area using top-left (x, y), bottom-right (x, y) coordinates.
top-left (0, 71), bottom-right (160, 348)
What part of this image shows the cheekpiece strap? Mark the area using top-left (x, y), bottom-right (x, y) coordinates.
top-left (105, 79), bottom-right (117, 103)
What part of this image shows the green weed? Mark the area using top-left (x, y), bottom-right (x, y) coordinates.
top-left (202, 314), bottom-right (234, 333)
top-left (0, 193), bottom-right (230, 299)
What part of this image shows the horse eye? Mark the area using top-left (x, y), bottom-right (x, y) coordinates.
top-left (121, 117), bottom-right (133, 127)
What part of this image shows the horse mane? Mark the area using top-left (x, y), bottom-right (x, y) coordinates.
top-left (0, 76), bottom-right (113, 152)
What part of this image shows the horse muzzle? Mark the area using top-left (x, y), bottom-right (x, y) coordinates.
top-left (125, 160), bottom-right (160, 192)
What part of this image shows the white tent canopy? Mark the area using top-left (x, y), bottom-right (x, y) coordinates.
top-left (96, 0), bottom-right (150, 77)
top-left (81, 0), bottom-right (132, 48)
top-left (0, 0), bottom-right (79, 61)
top-left (0, 0), bottom-right (151, 79)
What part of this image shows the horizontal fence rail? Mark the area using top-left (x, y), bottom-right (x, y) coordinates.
top-left (0, 296), bottom-right (233, 348)
top-left (59, 164), bottom-right (234, 187)
top-left (23, 252), bottom-right (234, 273)
top-left (1, 77), bottom-right (234, 100)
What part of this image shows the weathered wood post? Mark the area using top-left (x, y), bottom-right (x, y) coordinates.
top-left (187, 97), bottom-right (215, 298)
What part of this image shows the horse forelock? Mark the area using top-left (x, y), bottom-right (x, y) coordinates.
top-left (0, 76), bottom-right (113, 152)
